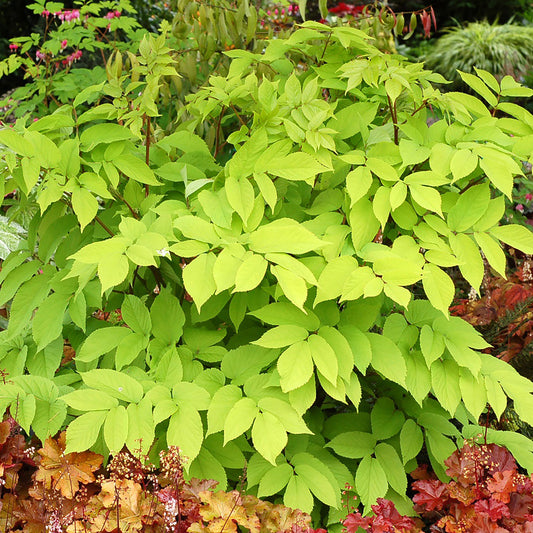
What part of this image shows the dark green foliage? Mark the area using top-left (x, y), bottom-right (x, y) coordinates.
top-left (391, 0), bottom-right (532, 27)
top-left (0, 0), bottom-right (41, 93)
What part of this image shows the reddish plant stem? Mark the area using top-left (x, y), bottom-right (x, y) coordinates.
top-left (214, 105), bottom-right (227, 158)
top-left (144, 114), bottom-right (151, 197)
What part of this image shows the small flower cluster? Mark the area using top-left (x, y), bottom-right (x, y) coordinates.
top-left (62, 49), bottom-right (82, 66)
top-left (260, 4), bottom-right (299, 28)
top-left (41, 9), bottom-right (80, 22)
top-left (8, 43), bottom-right (19, 51)
top-left (104, 10), bottom-right (122, 20)
top-left (266, 4), bottom-right (298, 17)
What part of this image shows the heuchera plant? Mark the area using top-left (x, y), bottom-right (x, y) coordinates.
top-left (451, 256), bottom-right (533, 365)
top-left (343, 440), bottom-right (533, 532)
top-left (0, 420), bottom-right (315, 533)
top-left (0, 16), bottom-right (533, 529)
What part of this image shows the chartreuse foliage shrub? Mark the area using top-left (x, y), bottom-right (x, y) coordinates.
top-left (1, 20), bottom-right (533, 526)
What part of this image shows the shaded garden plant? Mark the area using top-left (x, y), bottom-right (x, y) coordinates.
top-left (1, 10), bottom-right (533, 532)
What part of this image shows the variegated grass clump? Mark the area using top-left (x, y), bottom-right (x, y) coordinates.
top-left (424, 21), bottom-right (533, 86)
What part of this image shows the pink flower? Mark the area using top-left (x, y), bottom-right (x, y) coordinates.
top-left (63, 49), bottom-right (82, 66)
top-left (63, 49), bottom-right (83, 66)
top-left (36, 50), bottom-right (46, 61)
top-left (42, 9), bottom-right (50, 17)
top-left (105, 11), bottom-right (115, 19)
top-left (114, 10), bottom-right (121, 17)
top-left (9, 43), bottom-right (19, 51)
top-left (58, 9), bottom-right (80, 22)
top-left (61, 39), bottom-right (68, 49)
top-left (516, 204), bottom-right (525, 213)
top-left (526, 193), bottom-right (533, 202)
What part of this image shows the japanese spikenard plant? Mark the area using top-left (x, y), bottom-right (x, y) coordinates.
top-left (1, 20), bottom-right (533, 528)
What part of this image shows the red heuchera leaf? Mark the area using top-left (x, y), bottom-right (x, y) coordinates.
top-left (469, 514), bottom-right (510, 532)
top-left (485, 444), bottom-right (518, 477)
top-left (343, 512), bottom-right (372, 533)
top-left (488, 471), bottom-right (516, 503)
top-left (371, 499), bottom-right (416, 532)
top-left (412, 479), bottom-right (449, 511)
top-left (343, 500), bottom-right (417, 533)
top-left (0, 432), bottom-right (32, 490)
top-left (474, 498), bottom-right (511, 521)
top-left (444, 443), bottom-right (479, 485)
top-left (409, 464), bottom-right (435, 481)
top-left (444, 443), bottom-right (517, 487)
top-left (508, 493), bottom-right (533, 521)
top-left (451, 261), bottom-right (533, 363)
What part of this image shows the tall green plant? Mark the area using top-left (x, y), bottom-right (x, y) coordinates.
top-left (1, 20), bottom-right (533, 527)
top-left (424, 21), bottom-right (533, 87)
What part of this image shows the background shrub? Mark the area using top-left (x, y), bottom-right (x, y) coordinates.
top-left (424, 21), bottom-right (533, 87)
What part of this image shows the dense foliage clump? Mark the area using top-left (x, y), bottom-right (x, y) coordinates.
top-left (0, 0), bottom-right (533, 528)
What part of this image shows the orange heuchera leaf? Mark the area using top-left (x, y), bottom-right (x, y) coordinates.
top-left (0, 493), bottom-right (19, 530)
top-left (193, 490), bottom-right (262, 533)
top-left (0, 420), bottom-right (10, 445)
top-left (447, 480), bottom-right (476, 505)
top-left (88, 479), bottom-right (145, 533)
top-left (69, 479), bottom-right (163, 533)
top-left (13, 497), bottom-right (49, 533)
top-left (241, 495), bottom-right (311, 533)
top-left (487, 471), bottom-right (516, 503)
top-left (34, 432), bottom-right (102, 498)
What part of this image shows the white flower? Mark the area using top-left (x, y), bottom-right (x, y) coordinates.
top-left (156, 248), bottom-right (170, 258)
